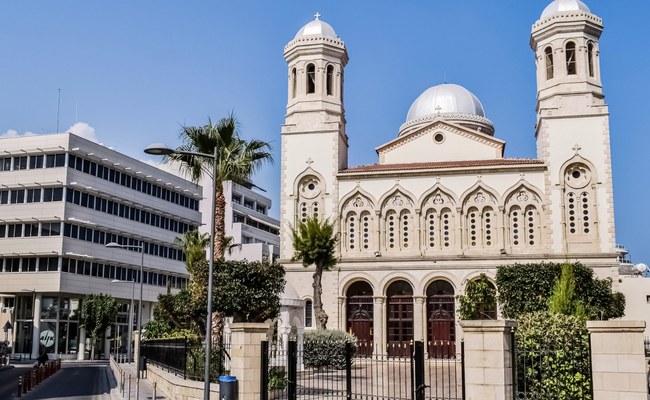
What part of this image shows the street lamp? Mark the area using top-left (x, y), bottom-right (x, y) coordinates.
top-left (106, 242), bottom-right (145, 379)
top-left (110, 279), bottom-right (135, 363)
top-left (145, 143), bottom-right (217, 400)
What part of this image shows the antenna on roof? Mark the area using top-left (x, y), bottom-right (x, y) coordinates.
top-left (56, 88), bottom-right (61, 133)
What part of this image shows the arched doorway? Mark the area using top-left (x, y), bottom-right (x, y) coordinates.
top-left (386, 280), bottom-right (414, 357)
top-left (346, 281), bottom-right (374, 356)
top-left (426, 280), bottom-right (456, 358)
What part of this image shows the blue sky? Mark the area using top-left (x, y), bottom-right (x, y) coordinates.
top-left (1, 1), bottom-right (648, 264)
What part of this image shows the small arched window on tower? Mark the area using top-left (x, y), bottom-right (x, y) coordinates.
top-left (306, 63), bottom-right (316, 94)
top-left (566, 42), bottom-right (577, 75)
top-left (291, 68), bottom-right (297, 98)
top-left (545, 47), bottom-right (554, 80)
top-left (326, 65), bottom-right (334, 96)
top-left (587, 42), bottom-right (595, 77)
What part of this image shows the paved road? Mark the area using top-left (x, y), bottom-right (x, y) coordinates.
top-left (15, 361), bottom-right (113, 400)
top-left (0, 366), bottom-right (33, 400)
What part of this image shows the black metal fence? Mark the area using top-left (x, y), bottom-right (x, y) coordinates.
top-left (141, 338), bottom-right (231, 382)
top-left (261, 340), bottom-right (464, 400)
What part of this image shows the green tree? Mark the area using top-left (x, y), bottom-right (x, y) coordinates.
top-left (458, 274), bottom-right (497, 320)
top-left (291, 216), bottom-right (338, 330)
top-left (166, 115), bottom-right (272, 260)
top-left (175, 229), bottom-right (210, 307)
top-left (548, 263), bottom-right (586, 318)
top-left (211, 259), bottom-right (285, 323)
top-left (79, 294), bottom-right (118, 360)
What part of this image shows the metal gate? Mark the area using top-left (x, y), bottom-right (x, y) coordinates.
top-left (261, 340), bottom-right (464, 400)
top-left (512, 332), bottom-right (593, 400)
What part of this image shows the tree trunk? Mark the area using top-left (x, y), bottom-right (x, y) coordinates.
top-left (214, 186), bottom-right (226, 261)
top-left (312, 264), bottom-right (328, 330)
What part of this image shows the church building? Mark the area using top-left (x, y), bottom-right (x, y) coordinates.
top-left (279, 0), bottom-right (619, 356)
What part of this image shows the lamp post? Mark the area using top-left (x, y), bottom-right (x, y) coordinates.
top-left (145, 143), bottom-right (217, 400)
top-left (110, 278), bottom-right (135, 363)
top-left (106, 242), bottom-right (145, 380)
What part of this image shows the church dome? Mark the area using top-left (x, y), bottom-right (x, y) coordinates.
top-left (294, 14), bottom-right (338, 39)
top-left (406, 84), bottom-right (485, 122)
top-left (400, 83), bottom-right (494, 137)
top-left (541, 0), bottom-right (590, 19)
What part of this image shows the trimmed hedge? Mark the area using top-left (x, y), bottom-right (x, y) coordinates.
top-left (303, 330), bottom-right (357, 370)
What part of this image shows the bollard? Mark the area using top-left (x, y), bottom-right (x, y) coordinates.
top-left (136, 378), bottom-right (140, 400)
top-left (127, 375), bottom-right (132, 400)
top-left (153, 382), bottom-right (157, 400)
top-left (17, 376), bottom-right (22, 398)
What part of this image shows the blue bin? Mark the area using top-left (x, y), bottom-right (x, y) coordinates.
top-left (219, 375), bottom-right (238, 400)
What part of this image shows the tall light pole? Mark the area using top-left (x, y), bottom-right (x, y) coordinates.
top-left (106, 242), bottom-right (145, 380)
top-left (145, 143), bottom-right (217, 400)
top-left (110, 278), bottom-right (135, 363)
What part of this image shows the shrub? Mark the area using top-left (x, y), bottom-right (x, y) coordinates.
top-left (303, 330), bottom-right (357, 370)
top-left (458, 274), bottom-right (497, 320)
top-left (515, 312), bottom-right (591, 400)
top-left (268, 366), bottom-right (287, 390)
top-left (496, 262), bottom-right (625, 320)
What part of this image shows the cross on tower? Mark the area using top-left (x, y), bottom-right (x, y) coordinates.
top-left (314, 12), bottom-right (321, 20)
top-left (435, 105), bottom-right (443, 114)
top-left (306, 157), bottom-right (314, 166)
top-left (572, 143), bottom-right (582, 153)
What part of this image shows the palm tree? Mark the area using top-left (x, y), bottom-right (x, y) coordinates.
top-left (175, 229), bottom-right (210, 306)
top-left (167, 115), bottom-right (272, 260)
top-left (291, 215), bottom-right (339, 330)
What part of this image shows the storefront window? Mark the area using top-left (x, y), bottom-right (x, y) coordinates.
top-left (41, 297), bottom-right (59, 320)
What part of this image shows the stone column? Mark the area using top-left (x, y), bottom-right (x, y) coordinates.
top-left (78, 328), bottom-right (86, 361)
top-left (133, 330), bottom-right (140, 366)
top-left (587, 320), bottom-right (647, 399)
top-left (372, 297), bottom-right (385, 354)
top-left (338, 297), bottom-right (345, 331)
top-left (413, 296), bottom-right (426, 342)
top-left (229, 322), bottom-right (270, 400)
top-left (460, 320), bottom-right (516, 400)
top-left (31, 293), bottom-right (41, 359)
top-left (103, 327), bottom-right (111, 360)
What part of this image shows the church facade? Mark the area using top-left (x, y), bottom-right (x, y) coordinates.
top-left (279, 0), bottom-right (619, 356)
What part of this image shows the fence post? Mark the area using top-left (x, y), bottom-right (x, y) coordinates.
top-left (260, 341), bottom-right (269, 400)
top-left (345, 342), bottom-right (352, 400)
top-left (183, 337), bottom-right (187, 380)
top-left (153, 382), bottom-right (157, 400)
top-left (287, 340), bottom-right (297, 400)
top-left (413, 341), bottom-right (425, 400)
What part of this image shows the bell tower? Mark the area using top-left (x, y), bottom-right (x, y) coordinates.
top-left (279, 14), bottom-right (349, 260)
top-left (531, 0), bottom-right (616, 257)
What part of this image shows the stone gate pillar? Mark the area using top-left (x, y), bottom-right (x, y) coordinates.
top-left (229, 322), bottom-right (270, 400)
top-left (460, 320), bottom-right (516, 400)
top-left (587, 320), bottom-right (647, 399)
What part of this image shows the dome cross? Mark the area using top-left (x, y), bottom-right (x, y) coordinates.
top-left (314, 12), bottom-right (321, 20)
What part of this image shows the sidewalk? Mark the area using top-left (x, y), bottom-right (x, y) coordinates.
top-left (112, 360), bottom-right (166, 400)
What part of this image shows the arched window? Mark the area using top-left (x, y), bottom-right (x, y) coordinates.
top-left (296, 175), bottom-right (322, 224)
top-left (305, 299), bottom-right (313, 328)
top-left (291, 68), bottom-right (297, 98)
top-left (326, 65), bottom-right (334, 96)
top-left (566, 42), bottom-right (577, 75)
top-left (463, 189), bottom-right (499, 251)
top-left (306, 63), bottom-right (316, 94)
top-left (587, 42), bottom-right (595, 77)
top-left (341, 194), bottom-right (375, 255)
top-left (563, 163), bottom-right (596, 241)
top-left (545, 47), bottom-right (554, 80)
top-left (509, 205), bottom-right (540, 249)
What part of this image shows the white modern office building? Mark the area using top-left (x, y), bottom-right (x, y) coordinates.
top-left (0, 132), bottom-right (202, 359)
top-left (220, 180), bottom-right (279, 262)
